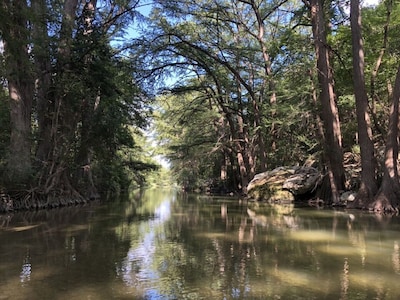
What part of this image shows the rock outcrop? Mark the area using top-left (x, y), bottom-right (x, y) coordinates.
top-left (247, 166), bottom-right (321, 202)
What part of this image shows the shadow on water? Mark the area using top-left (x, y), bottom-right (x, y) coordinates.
top-left (1, 189), bottom-right (400, 299)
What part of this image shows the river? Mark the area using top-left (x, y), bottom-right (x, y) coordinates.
top-left (1, 188), bottom-right (400, 299)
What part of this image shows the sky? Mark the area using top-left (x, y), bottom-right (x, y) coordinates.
top-left (363, 0), bottom-right (380, 6)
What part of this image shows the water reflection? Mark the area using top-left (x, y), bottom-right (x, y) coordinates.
top-left (393, 241), bottom-right (400, 274)
top-left (19, 251), bottom-right (32, 284)
top-left (1, 190), bottom-right (400, 299)
top-left (117, 194), bottom-right (173, 292)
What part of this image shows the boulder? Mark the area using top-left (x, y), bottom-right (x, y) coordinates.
top-left (282, 166), bottom-right (321, 195)
top-left (247, 166), bottom-right (321, 202)
top-left (247, 167), bottom-right (295, 202)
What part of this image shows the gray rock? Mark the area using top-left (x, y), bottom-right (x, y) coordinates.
top-left (340, 191), bottom-right (356, 202)
top-left (282, 167), bottom-right (321, 195)
top-left (247, 166), bottom-right (321, 201)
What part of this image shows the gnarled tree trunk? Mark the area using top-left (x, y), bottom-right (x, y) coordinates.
top-left (369, 65), bottom-right (400, 212)
top-left (348, 0), bottom-right (377, 208)
top-left (308, 0), bottom-right (345, 204)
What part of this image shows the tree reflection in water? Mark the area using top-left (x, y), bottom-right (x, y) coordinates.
top-left (393, 241), bottom-right (400, 274)
top-left (19, 250), bottom-right (31, 284)
top-left (340, 257), bottom-right (349, 300)
top-left (2, 189), bottom-right (400, 299)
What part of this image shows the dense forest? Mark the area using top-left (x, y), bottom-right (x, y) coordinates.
top-left (0, 0), bottom-right (400, 212)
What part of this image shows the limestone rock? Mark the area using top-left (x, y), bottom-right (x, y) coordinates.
top-left (247, 166), bottom-right (321, 202)
top-left (282, 166), bottom-right (321, 195)
top-left (247, 167), bottom-right (296, 202)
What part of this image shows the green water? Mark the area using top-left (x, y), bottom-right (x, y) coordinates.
top-left (1, 189), bottom-right (400, 299)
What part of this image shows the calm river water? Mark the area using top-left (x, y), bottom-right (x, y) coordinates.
top-left (1, 189), bottom-right (400, 299)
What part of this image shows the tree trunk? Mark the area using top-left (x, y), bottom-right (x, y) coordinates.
top-left (74, 0), bottom-right (99, 198)
top-left (32, 0), bottom-right (53, 163)
top-left (236, 102), bottom-right (252, 193)
top-left (370, 0), bottom-right (392, 114)
top-left (369, 66), bottom-right (400, 212)
top-left (237, 151), bottom-right (249, 193)
top-left (2, 0), bottom-right (34, 184)
top-left (35, 0), bottom-right (81, 196)
top-left (248, 0), bottom-right (272, 172)
top-left (348, 0), bottom-right (377, 208)
top-left (309, 0), bottom-right (345, 204)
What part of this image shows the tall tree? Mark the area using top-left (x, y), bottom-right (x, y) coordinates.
top-left (32, 0), bottom-right (53, 163)
top-left (369, 65), bottom-right (400, 212)
top-left (33, 0), bottom-right (83, 200)
top-left (369, 0), bottom-right (393, 115)
top-left (348, 0), bottom-right (377, 208)
top-left (137, 0), bottom-right (301, 192)
top-left (236, 0), bottom-right (286, 172)
top-left (306, 0), bottom-right (345, 204)
top-left (1, 0), bottom-right (34, 183)
top-left (0, 0), bottom-right (153, 211)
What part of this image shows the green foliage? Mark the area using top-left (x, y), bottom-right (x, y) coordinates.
top-left (337, 95), bottom-right (358, 150)
top-left (266, 56), bottom-right (320, 167)
top-left (331, 1), bottom-right (400, 152)
top-left (146, 167), bottom-right (175, 188)
top-left (135, 0), bottom-right (333, 193)
top-left (67, 9), bottom-right (160, 192)
top-left (0, 0), bottom-right (158, 202)
top-left (153, 91), bottom-right (223, 191)
top-left (1, 0), bottom-right (400, 204)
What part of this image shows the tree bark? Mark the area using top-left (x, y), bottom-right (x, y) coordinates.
top-left (309, 0), bottom-right (345, 204)
top-left (369, 65), bottom-right (400, 212)
top-left (243, 0), bottom-right (275, 172)
top-left (2, 0), bottom-right (34, 183)
top-left (32, 0), bottom-right (53, 163)
top-left (34, 0), bottom-right (80, 195)
top-left (348, 0), bottom-right (377, 208)
top-left (74, 0), bottom-right (99, 197)
top-left (205, 69), bottom-right (253, 193)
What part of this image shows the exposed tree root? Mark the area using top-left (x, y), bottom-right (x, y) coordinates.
top-left (0, 187), bottom-right (89, 213)
top-left (369, 186), bottom-right (400, 213)
top-left (347, 183), bottom-right (375, 209)
top-left (369, 197), bottom-right (396, 213)
top-left (0, 159), bottom-right (102, 213)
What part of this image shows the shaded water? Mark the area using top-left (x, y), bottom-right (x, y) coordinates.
top-left (1, 189), bottom-right (400, 299)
